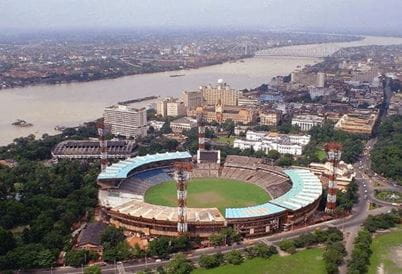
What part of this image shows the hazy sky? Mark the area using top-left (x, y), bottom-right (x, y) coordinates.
top-left (1, 0), bottom-right (401, 34)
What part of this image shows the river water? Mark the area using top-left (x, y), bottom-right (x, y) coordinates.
top-left (1, 35), bottom-right (402, 146)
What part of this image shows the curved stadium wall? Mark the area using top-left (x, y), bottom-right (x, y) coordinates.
top-left (97, 152), bottom-right (322, 238)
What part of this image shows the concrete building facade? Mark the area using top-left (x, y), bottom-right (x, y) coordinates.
top-left (259, 111), bottom-right (282, 126)
top-left (104, 105), bottom-right (147, 138)
top-left (182, 91), bottom-right (203, 110)
top-left (292, 114), bottom-right (324, 131)
top-left (200, 80), bottom-right (242, 106)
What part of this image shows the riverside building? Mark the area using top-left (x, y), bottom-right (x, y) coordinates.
top-left (104, 105), bottom-right (148, 138)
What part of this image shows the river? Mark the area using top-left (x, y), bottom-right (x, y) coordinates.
top-left (1, 35), bottom-right (402, 146)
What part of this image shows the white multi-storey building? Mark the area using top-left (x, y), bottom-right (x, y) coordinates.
top-left (291, 114), bottom-right (324, 131)
top-left (234, 131), bottom-right (310, 156)
top-left (104, 105), bottom-right (148, 138)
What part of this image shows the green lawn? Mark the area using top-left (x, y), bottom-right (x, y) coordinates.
top-left (315, 149), bottom-right (327, 161)
top-left (215, 136), bottom-right (236, 145)
top-left (193, 248), bottom-right (325, 274)
top-left (368, 226), bottom-right (402, 274)
top-left (144, 178), bottom-right (270, 213)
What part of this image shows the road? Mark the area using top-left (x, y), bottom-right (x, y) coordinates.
top-left (30, 117), bottom-right (402, 274)
top-left (31, 201), bottom-right (392, 274)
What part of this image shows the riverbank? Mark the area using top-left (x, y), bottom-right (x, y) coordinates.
top-left (1, 35), bottom-right (402, 146)
top-left (0, 36), bottom-right (362, 91)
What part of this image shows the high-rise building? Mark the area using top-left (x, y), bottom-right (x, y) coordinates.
top-left (157, 97), bottom-right (186, 117)
top-left (200, 79), bottom-right (242, 106)
top-left (166, 101), bottom-right (186, 117)
top-left (156, 97), bottom-right (170, 117)
top-left (104, 105), bottom-right (147, 138)
top-left (182, 91), bottom-right (203, 110)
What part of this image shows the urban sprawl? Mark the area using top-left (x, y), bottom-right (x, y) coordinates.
top-left (1, 38), bottom-right (402, 274)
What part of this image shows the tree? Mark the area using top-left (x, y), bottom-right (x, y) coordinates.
top-left (209, 227), bottom-right (241, 247)
top-left (65, 249), bottom-right (97, 267)
top-left (347, 229), bottom-right (372, 274)
top-left (103, 241), bottom-right (133, 263)
top-left (199, 254), bottom-right (221, 269)
top-left (101, 226), bottom-right (126, 247)
top-left (224, 250), bottom-right (243, 265)
top-left (148, 237), bottom-right (172, 258)
top-left (160, 121), bottom-right (172, 134)
top-left (267, 149), bottom-right (280, 160)
top-left (245, 243), bottom-right (277, 259)
top-left (277, 154), bottom-right (294, 167)
top-left (278, 239), bottom-right (296, 253)
top-left (0, 227), bottom-right (16, 256)
top-left (84, 265), bottom-right (101, 274)
top-left (222, 119), bottom-right (235, 136)
top-left (165, 253), bottom-right (194, 274)
top-left (208, 233), bottom-right (225, 247)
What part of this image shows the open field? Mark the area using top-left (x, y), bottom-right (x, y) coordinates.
top-left (368, 226), bottom-right (402, 274)
top-left (144, 178), bottom-right (270, 213)
top-left (214, 136), bottom-right (236, 145)
top-left (193, 248), bottom-right (325, 274)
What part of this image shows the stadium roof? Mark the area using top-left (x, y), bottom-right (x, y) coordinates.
top-left (113, 200), bottom-right (225, 223)
top-left (97, 151), bottom-right (192, 180)
top-left (269, 169), bottom-right (322, 211)
top-left (225, 168), bottom-right (322, 218)
top-left (225, 202), bottom-right (285, 219)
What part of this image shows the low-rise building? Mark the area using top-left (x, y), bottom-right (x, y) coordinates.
top-left (170, 117), bottom-right (198, 133)
top-left (52, 140), bottom-right (136, 160)
top-left (334, 110), bottom-right (378, 135)
top-left (75, 222), bottom-right (108, 254)
top-left (309, 161), bottom-right (355, 190)
top-left (197, 105), bottom-right (257, 124)
top-left (234, 131), bottom-right (311, 156)
top-left (238, 96), bottom-right (259, 106)
top-left (292, 114), bottom-right (324, 131)
top-left (148, 120), bottom-right (165, 131)
top-left (259, 111), bottom-right (282, 126)
top-left (388, 93), bottom-right (402, 116)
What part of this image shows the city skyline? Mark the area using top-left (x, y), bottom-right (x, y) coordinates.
top-left (1, 0), bottom-right (402, 35)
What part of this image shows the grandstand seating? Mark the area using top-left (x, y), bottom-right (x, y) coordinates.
top-left (118, 168), bottom-right (173, 196)
top-left (191, 163), bottom-right (221, 178)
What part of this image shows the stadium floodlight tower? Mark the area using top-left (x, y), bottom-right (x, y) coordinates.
top-left (196, 111), bottom-right (206, 164)
top-left (96, 118), bottom-right (108, 171)
top-left (174, 162), bottom-right (193, 234)
top-left (324, 142), bottom-right (342, 214)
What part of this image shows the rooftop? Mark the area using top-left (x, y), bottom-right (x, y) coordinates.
top-left (97, 151), bottom-right (192, 180)
top-left (113, 200), bottom-right (225, 223)
top-left (225, 169), bottom-right (322, 218)
top-left (270, 169), bottom-right (322, 211)
top-left (77, 222), bottom-right (108, 247)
